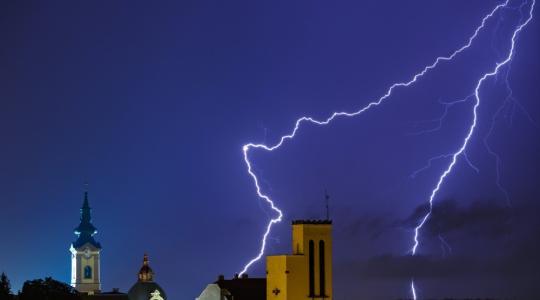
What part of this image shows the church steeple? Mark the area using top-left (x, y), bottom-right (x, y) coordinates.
top-left (70, 185), bottom-right (102, 294)
top-left (73, 189), bottom-right (101, 249)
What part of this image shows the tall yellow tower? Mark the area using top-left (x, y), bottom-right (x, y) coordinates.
top-left (267, 220), bottom-right (332, 300)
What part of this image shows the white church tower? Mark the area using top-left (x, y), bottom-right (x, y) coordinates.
top-left (70, 188), bottom-right (102, 294)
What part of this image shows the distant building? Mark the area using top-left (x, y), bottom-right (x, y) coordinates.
top-left (81, 288), bottom-right (128, 300)
top-left (196, 274), bottom-right (266, 300)
top-left (266, 220), bottom-right (333, 300)
top-left (69, 187), bottom-right (166, 300)
top-left (128, 254), bottom-right (167, 300)
top-left (70, 190), bottom-right (102, 294)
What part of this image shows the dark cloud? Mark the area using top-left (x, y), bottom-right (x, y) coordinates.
top-left (339, 254), bottom-right (472, 279)
top-left (338, 198), bottom-right (533, 243)
top-left (336, 198), bottom-right (540, 281)
top-left (402, 199), bottom-right (534, 239)
top-left (340, 250), bottom-right (540, 280)
top-left (341, 215), bottom-right (393, 241)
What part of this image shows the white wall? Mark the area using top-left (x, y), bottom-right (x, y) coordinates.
top-left (195, 284), bottom-right (223, 300)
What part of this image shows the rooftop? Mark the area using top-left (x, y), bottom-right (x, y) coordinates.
top-left (292, 219), bottom-right (332, 225)
top-left (214, 274), bottom-right (266, 300)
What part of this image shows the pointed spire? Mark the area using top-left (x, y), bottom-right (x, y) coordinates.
top-left (82, 182), bottom-right (90, 209)
top-left (72, 184), bottom-right (101, 249)
top-left (76, 188), bottom-right (95, 234)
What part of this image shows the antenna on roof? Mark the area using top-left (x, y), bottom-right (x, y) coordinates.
top-left (324, 189), bottom-right (330, 220)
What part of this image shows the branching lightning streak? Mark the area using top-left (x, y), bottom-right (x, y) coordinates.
top-left (483, 88), bottom-right (513, 206)
top-left (408, 95), bottom-right (473, 136)
top-left (483, 0), bottom-right (537, 208)
top-left (239, 0), bottom-right (518, 277)
top-left (464, 151), bottom-right (480, 174)
top-left (438, 234), bottom-right (453, 258)
top-left (410, 1), bottom-right (535, 299)
top-left (410, 153), bottom-right (453, 179)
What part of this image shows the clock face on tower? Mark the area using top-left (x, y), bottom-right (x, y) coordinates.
top-left (84, 248), bottom-right (91, 259)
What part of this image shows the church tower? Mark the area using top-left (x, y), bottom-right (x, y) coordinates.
top-left (267, 220), bottom-right (333, 300)
top-left (70, 189), bottom-right (102, 294)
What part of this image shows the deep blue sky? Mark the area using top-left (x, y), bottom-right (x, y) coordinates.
top-left (1, 1), bottom-right (539, 299)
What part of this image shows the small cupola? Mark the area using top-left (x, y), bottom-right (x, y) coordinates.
top-left (138, 254), bottom-right (154, 282)
top-left (128, 253), bottom-right (167, 300)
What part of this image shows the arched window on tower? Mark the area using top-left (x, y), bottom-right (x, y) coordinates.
top-left (319, 240), bottom-right (326, 297)
top-left (84, 266), bottom-right (92, 279)
top-left (309, 240), bottom-right (315, 297)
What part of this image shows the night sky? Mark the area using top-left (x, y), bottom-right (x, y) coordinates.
top-left (1, 1), bottom-right (539, 299)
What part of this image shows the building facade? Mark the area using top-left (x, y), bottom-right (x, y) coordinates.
top-left (70, 190), bottom-right (102, 294)
top-left (266, 220), bottom-right (332, 300)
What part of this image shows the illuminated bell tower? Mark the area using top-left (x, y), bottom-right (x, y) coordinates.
top-left (70, 189), bottom-right (102, 294)
top-left (293, 220), bottom-right (333, 299)
top-left (267, 220), bottom-right (333, 300)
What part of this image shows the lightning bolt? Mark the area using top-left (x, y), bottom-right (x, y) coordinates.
top-left (238, 2), bottom-right (535, 300)
top-left (483, 0), bottom-right (536, 208)
top-left (408, 96), bottom-right (478, 181)
top-left (410, 1), bottom-right (535, 299)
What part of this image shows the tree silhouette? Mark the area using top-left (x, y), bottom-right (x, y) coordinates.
top-left (0, 272), bottom-right (12, 300)
top-left (19, 277), bottom-right (80, 300)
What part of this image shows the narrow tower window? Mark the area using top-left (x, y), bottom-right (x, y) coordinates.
top-left (319, 240), bottom-right (326, 297)
top-left (309, 240), bottom-right (315, 297)
top-left (84, 266), bottom-right (92, 279)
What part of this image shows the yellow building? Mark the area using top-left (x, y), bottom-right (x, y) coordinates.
top-left (266, 220), bottom-right (332, 300)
